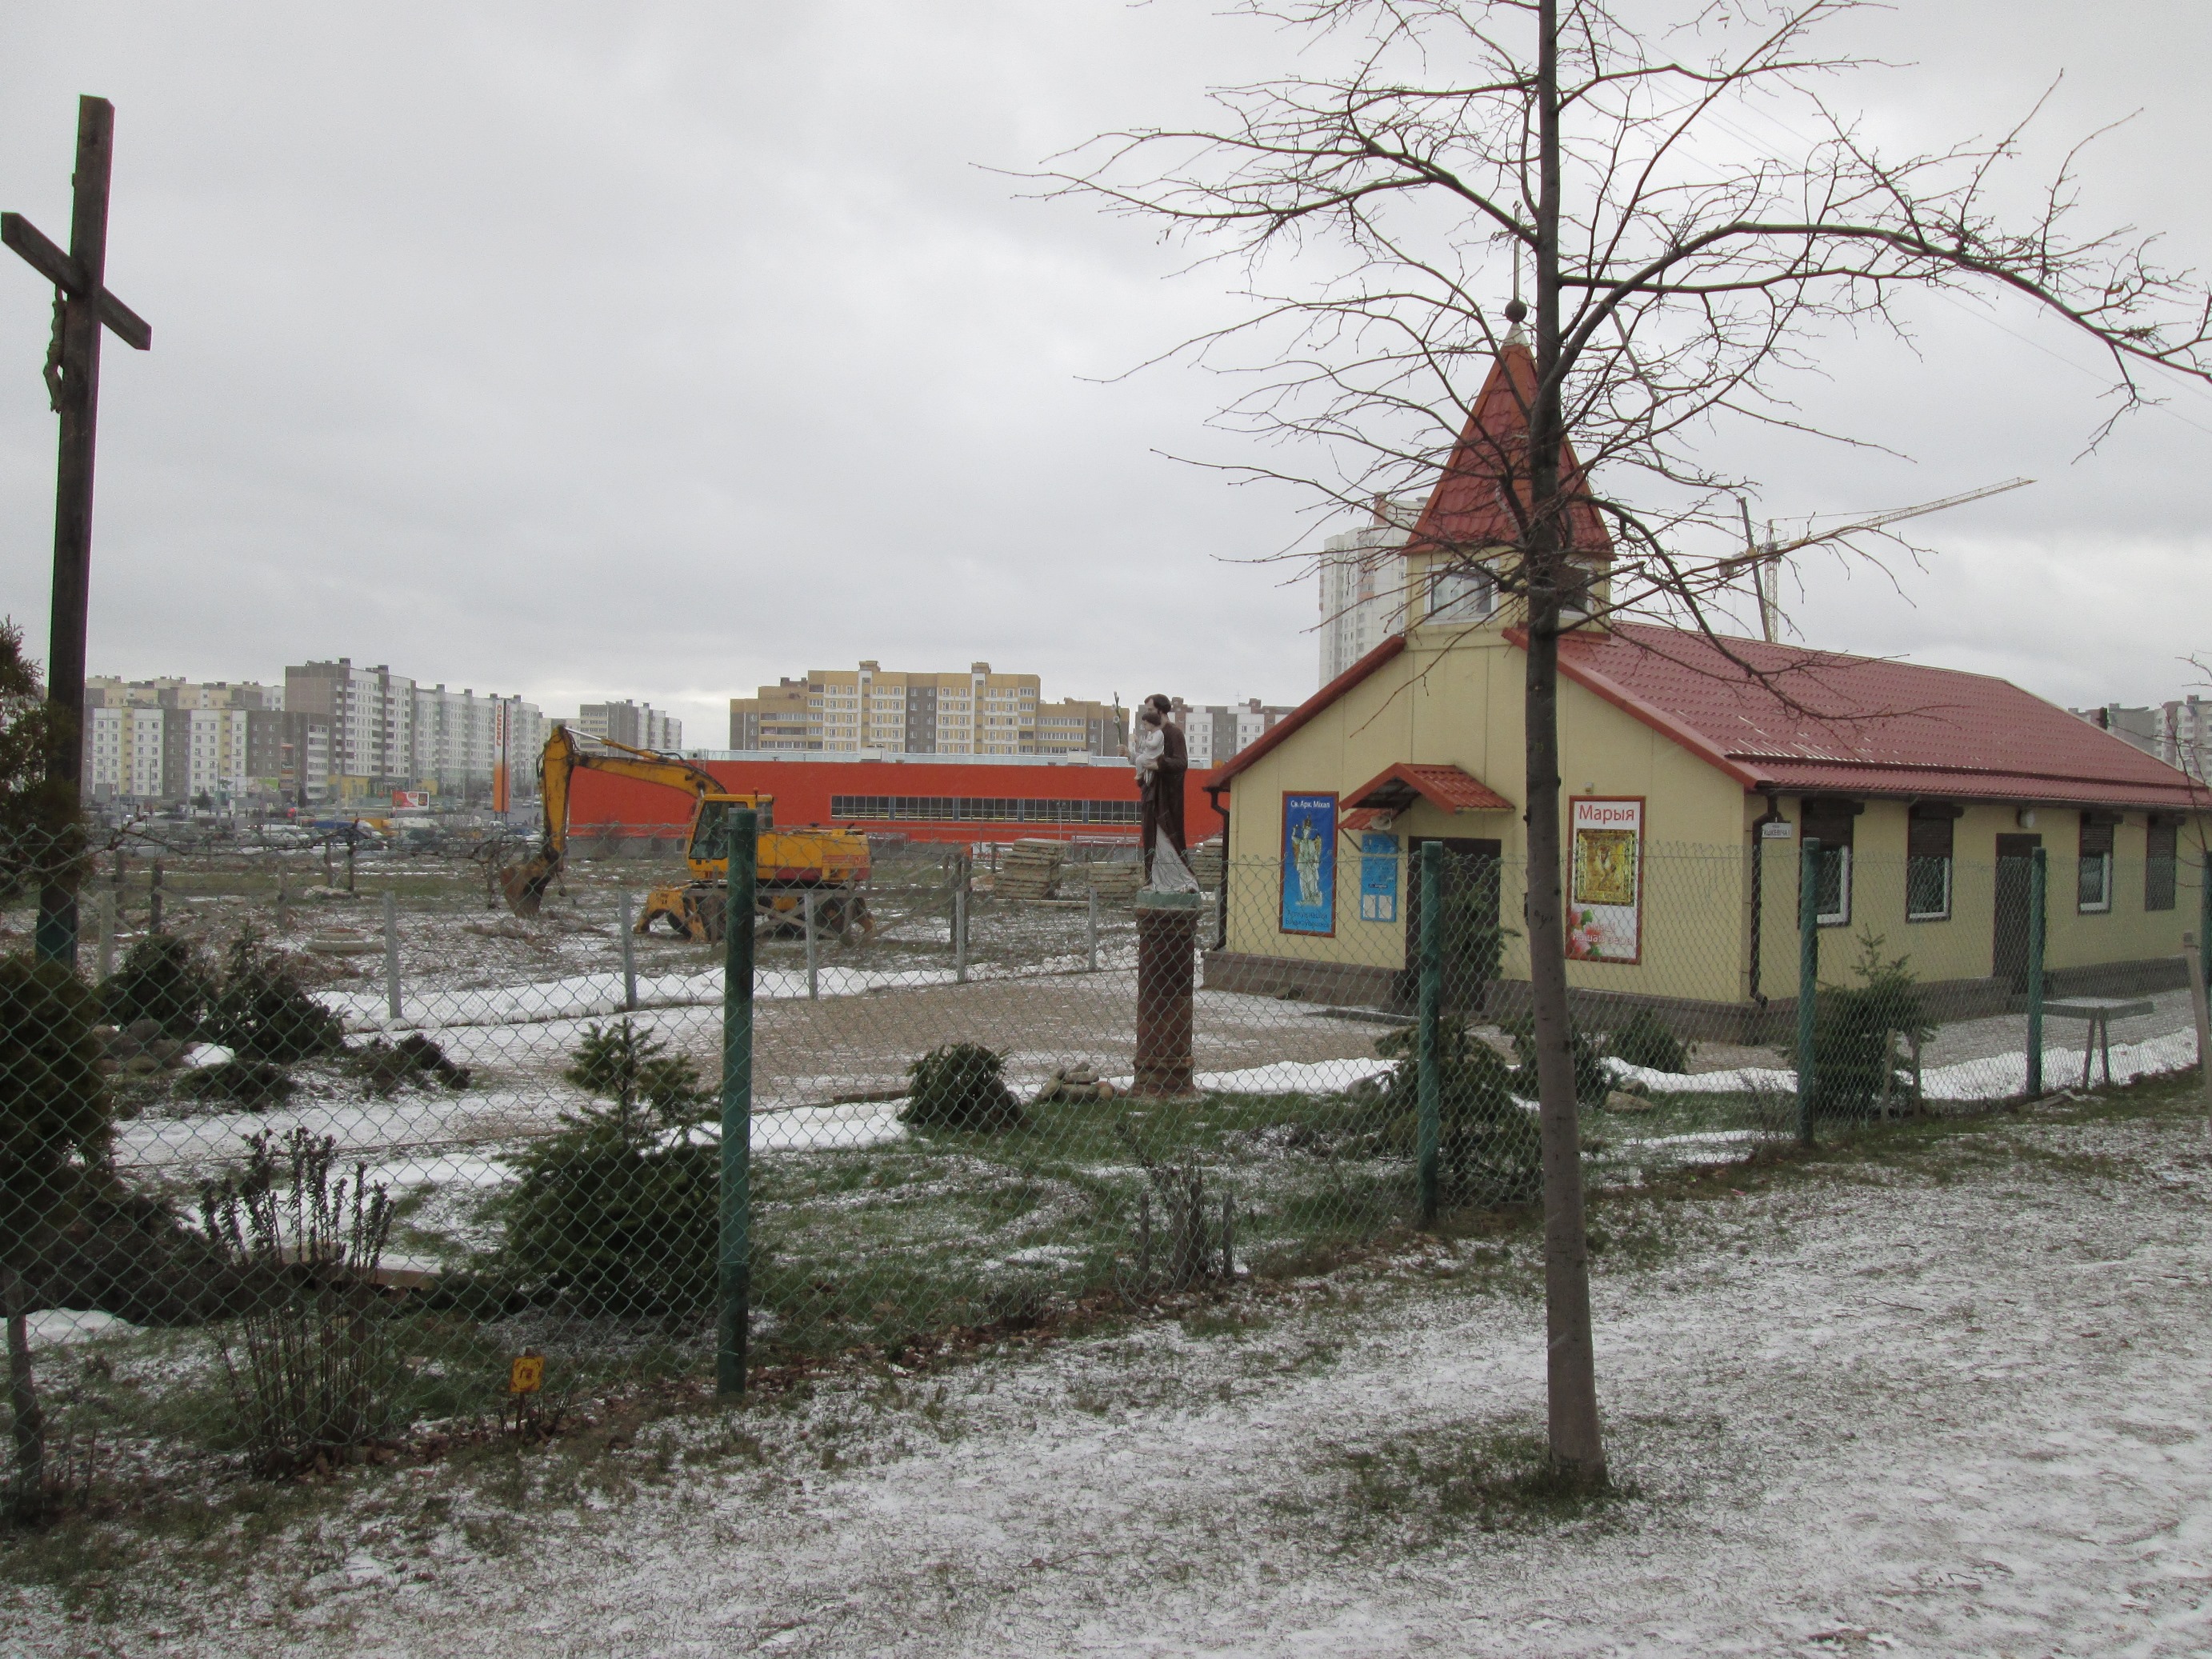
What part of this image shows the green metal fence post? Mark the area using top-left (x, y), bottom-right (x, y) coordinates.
top-left (2026, 845), bottom-right (2047, 1100)
top-left (718, 808), bottom-right (758, 1396)
top-left (1796, 839), bottom-right (1820, 1147)
top-left (2200, 849), bottom-right (2211, 995)
top-left (1416, 841), bottom-right (1442, 1224)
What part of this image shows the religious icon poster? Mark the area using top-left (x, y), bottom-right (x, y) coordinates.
top-left (1566, 796), bottom-right (1644, 963)
top-left (1279, 792), bottom-right (1338, 935)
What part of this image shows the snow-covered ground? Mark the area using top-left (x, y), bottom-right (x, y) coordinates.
top-left (12, 1098), bottom-right (2210, 1655)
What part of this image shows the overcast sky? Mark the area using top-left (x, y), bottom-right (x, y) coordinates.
top-left (2, 2), bottom-right (2207, 743)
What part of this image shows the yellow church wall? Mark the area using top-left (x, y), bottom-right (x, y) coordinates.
top-left (1223, 622), bottom-right (1753, 1005)
top-left (1744, 798), bottom-right (2209, 1000)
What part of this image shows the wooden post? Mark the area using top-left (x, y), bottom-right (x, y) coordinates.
top-left (1086, 884), bottom-right (1099, 972)
top-left (5, 98), bottom-right (153, 969)
top-left (718, 809), bottom-right (758, 1396)
top-left (2186, 932), bottom-right (2212, 1137)
top-left (1417, 841), bottom-right (1443, 1224)
top-left (618, 889), bottom-right (638, 1012)
top-left (382, 890), bottom-right (402, 1022)
top-left (954, 850), bottom-right (970, 985)
top-left (2026, 848), bottom-right (2047, 1098)
top-left (94, 887), bottom-right (114, 981)
top-left (147, 859), bottom-right (162, 935)
top-left (803, 889), bottom-right (818, 1001)
top-left (1796, 839), bottom-right (1820, 1145)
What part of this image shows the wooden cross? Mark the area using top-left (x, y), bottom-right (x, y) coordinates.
top-left (2, 95), bottom-right (152, 966)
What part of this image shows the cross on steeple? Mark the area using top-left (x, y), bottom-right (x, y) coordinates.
top-left (3, 95), bottom-right (153, 966)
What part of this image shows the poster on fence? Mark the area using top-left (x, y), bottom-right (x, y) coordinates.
top-left (1280, 792), bottom-right (1338, 935)
top-left (1358, 832), bottom-right (1399, 923)
top-left (1567, 795), bottom-right (1643, 963)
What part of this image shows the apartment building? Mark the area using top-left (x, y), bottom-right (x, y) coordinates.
top-left (573, 700), bottom-right (682, 752)
top-left (284, 660), bottom-right (546, 802)
top-left (732, 662), bottom-right (1114, 757)
top-left (285, 660), bottom-right (416, 793)
top-left (730, 679), bottom-right (815, 750)
top-left (1167, 698), bottom-right (1296, 769)
top-left (1035, 698), bottom-right (1126, 757)
top-left (1317, 498), bottom-right (1419, 686)
top-left (82, 678), bottom-right (286, 806)
top-left (2075, 698), bottom-right (2212, 783)
top-left (414, 686), bottom-right (550, 802)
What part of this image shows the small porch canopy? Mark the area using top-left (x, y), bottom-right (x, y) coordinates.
top-left (1341, 762), bottom-right (1514, 833)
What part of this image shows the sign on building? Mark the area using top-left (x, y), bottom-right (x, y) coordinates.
top-left (1566, 796), bottom-right (1644, 964)
top-left (1280, 793), bottom-right (1338, 935)
top-left (1358, 832), bottom-right (1398, 923)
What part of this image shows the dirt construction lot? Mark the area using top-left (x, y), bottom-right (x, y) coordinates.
top-left (9, 1085), bottom-right (2212, 1657)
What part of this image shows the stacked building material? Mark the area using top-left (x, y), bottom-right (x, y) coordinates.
top-left (1079, 860), bottom-right (1143, 901)
top-left (1187, 840), bottom-right (1225, 891)
top-left (993, 838), bottom-right (1065, 899)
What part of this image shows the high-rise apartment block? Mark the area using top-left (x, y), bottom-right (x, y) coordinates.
top-left (1317, 498), bottom-right (1418, 686)
top-left (574, 701), bottom-right (682, 751)
top-left (281, 661), bottom-right (545, 806)
top-left (83, 662), bottom-right (548, 808)
top-left (1167, 698), bottom-right (1297, 770)
top-left (730, 662), bottom-right (1123, 758)
top-left (83, 678), bottom-right (286, 807)
top-left (2075, 698), bottom-right (2212, 782)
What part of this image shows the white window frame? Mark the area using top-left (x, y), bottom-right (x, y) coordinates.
top-left (1427, 565), bottom-right (1493, 625)
top-left (1815, 845), bottom-right (1853, 928)
top-left (2078, 849), bottom-right (2113, 914)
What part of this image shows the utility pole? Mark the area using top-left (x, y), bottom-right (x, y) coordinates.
top-left (3, 97), bottom-right (153, 967)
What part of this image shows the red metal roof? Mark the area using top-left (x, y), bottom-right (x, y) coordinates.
top-left (1348, 762), bottom-right (1515, 814)
top-left (1406, 340), bottom-right (1614, 561)
top-left (1553, 623), bottom-right (2206, 810)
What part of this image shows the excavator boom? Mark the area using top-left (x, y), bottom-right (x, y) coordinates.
top-left (501, 726), bottom-right (721, 915)
top-left (498, 726), bottom-right (869, 941)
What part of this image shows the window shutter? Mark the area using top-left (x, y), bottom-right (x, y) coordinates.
top-left (1907, 816), bottom-right (1953, 860)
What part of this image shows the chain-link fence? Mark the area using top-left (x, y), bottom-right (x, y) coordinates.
top-left (3, 822), bottom-right (2206, 1514)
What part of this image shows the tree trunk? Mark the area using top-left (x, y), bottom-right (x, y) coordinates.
top-left (1525, 0), bottom-right (1606, 1485)
top-left (2, 1265), bottom-right (46, 1522)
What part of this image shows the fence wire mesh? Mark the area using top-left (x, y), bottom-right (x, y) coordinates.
top-left (2, 821), bottom-right (2206, 1513)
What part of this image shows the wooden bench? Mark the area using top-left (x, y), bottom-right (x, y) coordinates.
top-left (2042, 997), bottom-right (2155, 1088)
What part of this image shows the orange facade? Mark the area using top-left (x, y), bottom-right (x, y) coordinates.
top-left (567, 757), bottom-right (1226, 845)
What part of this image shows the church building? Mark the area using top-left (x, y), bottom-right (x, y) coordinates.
top-left (1207, 339), bottom-right (2209, 1035)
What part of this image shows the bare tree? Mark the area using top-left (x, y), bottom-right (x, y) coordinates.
top-left (1050, 0), bottom-right (2212, 1485)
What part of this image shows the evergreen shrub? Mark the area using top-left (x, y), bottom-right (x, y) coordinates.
top-left (1606, 1009), bottom-right (1690, 1075)
top-left (1370, 1022), bottom-right (1542, 1204)
top-left (500, 1020), bottom-right (718, 1316)
top-left (902, 1043), bottom-right (1025, 1133)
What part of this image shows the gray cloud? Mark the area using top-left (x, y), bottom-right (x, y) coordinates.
top-left (1, 1), bottom-right (2205, 739)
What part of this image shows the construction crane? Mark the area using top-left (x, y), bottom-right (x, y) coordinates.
top-left (1728, 477), bottom-right (2034, 642)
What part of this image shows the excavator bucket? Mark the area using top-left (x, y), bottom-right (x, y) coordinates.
top-left (499, 853), bottom-right (558, 917)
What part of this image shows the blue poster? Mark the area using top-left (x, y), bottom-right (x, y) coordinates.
top-left (1358, 832), bottom-right (1399, 923)
top-left (1280, 793), bottom-right (1338, 935)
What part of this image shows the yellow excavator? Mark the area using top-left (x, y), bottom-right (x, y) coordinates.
top-left (498, 726), bottom-right (870, 941)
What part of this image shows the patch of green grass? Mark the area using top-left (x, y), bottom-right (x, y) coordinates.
top-left (1329, 1422), bottom-right (1642, 1544)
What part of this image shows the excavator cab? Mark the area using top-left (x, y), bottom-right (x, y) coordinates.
top-left (685, 795), bottom-right (774, 876)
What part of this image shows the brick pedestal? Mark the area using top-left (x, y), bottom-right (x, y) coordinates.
top-left (1134, 889), bottom-right (1199, 1097)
